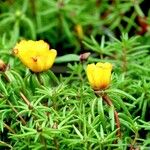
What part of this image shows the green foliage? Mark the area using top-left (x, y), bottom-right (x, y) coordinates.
top-left (0, 0), bottom-right (150, 150)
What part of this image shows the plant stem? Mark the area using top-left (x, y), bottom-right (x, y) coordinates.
top-left (40, 134), bottom-right (47, 150)
top-left (102, 94), bottom-right (121, 138)
top-left (7, 100), bottom-right (26, 125)
top-left (0, 141), bottom-right (12, 149)
top-left (95, 91), bottom-right (121, 138)
top-left (4, 123), bottom-right (15, 134)
top-left (30, 0), bottom-right (36, 17)
top-left (130, 131), bottom-right (139, 150)
top-left (100, 53), bottom-right (103, 59)
top-left (20, 92), bottom-right (33, 109)
top-left (53, 122), bottom-right (59, 150)
top-left (53, 138), bottom-right (59, 150)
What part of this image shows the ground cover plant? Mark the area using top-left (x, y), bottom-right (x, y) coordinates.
top-left (0, 0), bottom-right (150, 149)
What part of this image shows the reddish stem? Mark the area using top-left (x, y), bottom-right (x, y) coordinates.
top-left (102, 94), bottom-right (121, 138)
top-left (94, 91), bottom-right (121, 139)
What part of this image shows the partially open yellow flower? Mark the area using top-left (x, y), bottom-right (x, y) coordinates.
top-left (13, 40), bottom-right (57, 72)
top-left (86, 62), bottom-right (112, 90)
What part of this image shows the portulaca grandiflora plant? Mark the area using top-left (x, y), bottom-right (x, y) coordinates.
top-left (0, 0), bottom-right (150, 149)
top-left (0, 33), bottom-right (150, 150)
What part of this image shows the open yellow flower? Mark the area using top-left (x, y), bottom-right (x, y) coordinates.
top-left (86, 62), bottom-right (112, 90)
top-left (13, 40), bottom-right (57, 72)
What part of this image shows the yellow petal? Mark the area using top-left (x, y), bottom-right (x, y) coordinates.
top-left (86, 64), bottom-right (96, 88)
top-left (96, 62), bottom-right (112, 89)
top-left (94, 67), bottom-right (104, 90)
top-left (44, 49), bottom-right (57, 70)
top-left (96, 62), bottom-right (112, 69)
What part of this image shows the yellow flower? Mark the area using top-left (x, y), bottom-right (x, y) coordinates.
top-left (86, 62), bottom-right (112, 90)
top-left (75, 24), bottom-right (84, 39)
top-left (13, 40), bottom-right (57, 72)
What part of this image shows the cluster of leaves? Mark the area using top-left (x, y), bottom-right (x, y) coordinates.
top-left (0, 33), bottom-right (150, 149)
top-left (0, 0), bottom-right (150, 150)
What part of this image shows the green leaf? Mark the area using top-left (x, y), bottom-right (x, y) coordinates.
top-left (55, 54), bottom-right (79, 63)
top-left (0, 78), bottom-right (8, 96)
top-left (107, 89), bottom-right (136, 101)
top-left (100, 125), bottom-right (104, 139)
top-left (73, 125), bottom-right (83, 140)
top-left (97, 97), bottom-right (106, 128)
top-left (112, 95), bottom-right (132, 118)
top-left (47, 70), bottom-right (59, 85)
top-left (109, 106), bottom-right (115, 131)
